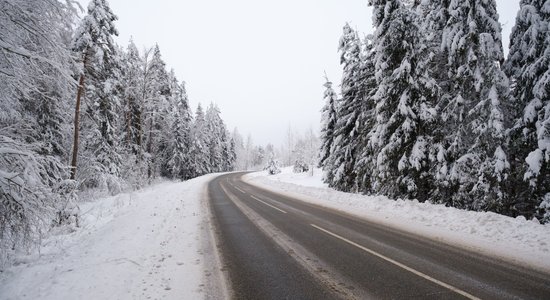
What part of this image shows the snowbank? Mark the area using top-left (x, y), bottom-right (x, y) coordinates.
top-left (245, 167), bottom-right (550, 273)
top-left (0, 174), bottom-right (219, 300)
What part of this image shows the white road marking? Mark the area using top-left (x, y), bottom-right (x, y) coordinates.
top-left (250, 195), bottom-right (287, 214)
top-left (310, 224), bottom-right (480, 300)
top-left (233, 185), bottom-right (246, 194)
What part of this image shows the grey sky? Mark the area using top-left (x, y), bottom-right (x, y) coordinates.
top-left (78, 0), bottom-right (520, 147)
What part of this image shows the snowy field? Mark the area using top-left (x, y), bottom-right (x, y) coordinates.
top-left (0, 174), bottom-right (221, 300)
top-left (245, 167), bottom-right (550, 273)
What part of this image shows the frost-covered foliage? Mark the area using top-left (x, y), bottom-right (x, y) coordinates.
top-left (320, 0), bottom-right (548, 222)
top-left (189, 104), bottom-right (210, 177)
top-left (142, 45), bottom-right (171, 180)
top-left (0, 0), bottom-right (76, 126)
top-left (230, 130), bottom-right (281, 172)
top-left (293, 161), bottom-right (310, 173)
top-left (206, 103), bottom-right (233, 173)
top-left (323, 24), bottom-right (366, 192)
top-left (503, 0), bottom-right (550, 219)
top-left (166, 76), bottom-right (193, 180)
top-left (231, 129), bottom-right (248, 170)
top-left (354, 47), bottom-right (379, 194)
top-left (118, 40), bottom-right (146, 188)
top-left (53, 179), bottom-right (80, 228)
top-left (541, 194), bottom-right (550, 223)
top-left (418, 0), bottom-right (451, 98)
top-left (228, 137), bottom-right (237, 171)
top-left (0, 137), bottom-right (66, 263)
top-left (367, 0), bottom-right (439, 201)
top-left (187, 103), bottom-right (234, 176)
top-left (0, 0), bottom-right (77, 264)
top-left (318, 77), bottom-right (338, 170)
top-left (0, 0), bottom-right (237, 265)
top-left (72, 0), bottom-right (123, 193)
top-left (293, 139), bottom-right (310, 173)
top-left (266, 158), bottom-right (281, 175)
top-left (438, 0), bottom-right (511, 211)
top-left (121, 40), bottom-right (143, 155)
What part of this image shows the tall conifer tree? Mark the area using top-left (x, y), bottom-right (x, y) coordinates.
top-left (319, 77), bottom-right (338, 171)
top-left (367, 0), bottom-right (439, 200)
top-left (438, 0), bottom-right (511, 211)
top-left (71, 0), bottom-right (121, 186)
top-left (190, 104), bottom-right (209, 177)
top-left (325, 24), bottom-right (364, 192)
top-left (504, 0), bottom-right (550, 220)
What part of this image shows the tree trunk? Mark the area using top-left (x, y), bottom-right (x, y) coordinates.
top-left (126, 96), bottom-right (132, 145)
top-left (70, 52), bottom-right (88, 180)
top-left (147, 116), bottom-right (154, 179)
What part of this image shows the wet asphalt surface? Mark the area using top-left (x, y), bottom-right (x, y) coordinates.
top-left (208, 173), bottom-right (550, 299)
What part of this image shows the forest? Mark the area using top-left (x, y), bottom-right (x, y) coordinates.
top-left (0, 0), bottom-right (236, 258)
top-left (320, 0), bottom-right (549, 222)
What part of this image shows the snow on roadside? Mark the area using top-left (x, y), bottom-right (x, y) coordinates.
top-left (245, 167), bottom-right (550, 273)
top-left (267, 167), bottom-right (328, 188)
top-left (0, 174), bottom-right (219, 300)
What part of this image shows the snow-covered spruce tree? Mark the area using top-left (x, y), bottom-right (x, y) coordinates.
top-left (205, 103), bottom-right (233, 172)
top-left (157, 79), bottom-right (179, 178)
top-left (244, 134), bottom-right (254, 169)
top-left (352, 36), bottom-right (378, 194)
top-left (244, 134), bottom-right (256, 169)
top-left (318, 77), bottom-right (338, 171)
top-left (300, 128), bottom-right (320, 170)
top-left (252, 146), bottom-right (266, 167)
top-left (231, 128), bottom-right (247, 170)
top-left (166, 78), bottom-right (193, 180)
top-left (0, 0), bottom-right (77, 260)
top-left (141, 45), bottom-right (170, 179)
top-left (244, 134), bottom-right (254, 170)
top-left (189, 104), bottom-right (210, 177)
top-left (293, 139), bottom-right (310, 173)
top-left (118, 40), bottom-right (147, 188)
top-left (266, 157), bottom-right (281, 175)
top-left (438, 0), bottom-right (511, 211)
top-left (206, 104), bottom-right (225, 173)
top-left (158, 70), bottom-right (177, 178)
top-left (72, 0), bottom-right (123, 193)
top-left (121, 39), bottom-right (144, 156)
top-left (416, 0), bottom-right (453, 202)
top-left (503, 0), bottom-right (550, 220)
top-left (367, 0), bottom-right (439, 201)
top-left (324, 24), bottom-right (365, 192)
top-left (227, 137), bottom-right (237, 171)
top-left (220, 129), bottom-right (233, 172)
top-left (418, 0), bottom-right (451, 97)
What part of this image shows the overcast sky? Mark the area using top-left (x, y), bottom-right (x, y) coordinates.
top-left (78, 0), bottom-right (520, 147)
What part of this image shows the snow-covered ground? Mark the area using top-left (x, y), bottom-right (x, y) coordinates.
top-left (245, 167), bottom-right (550, 273)
top-left (3, 167), bottom-right (548, 300)
top-left (0, 174), bottom-right (221, 300)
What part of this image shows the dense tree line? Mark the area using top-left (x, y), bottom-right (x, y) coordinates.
top-left (320, 0), bottom-right (550, 222)
top-left (0, 0), bottom-right (235, 261)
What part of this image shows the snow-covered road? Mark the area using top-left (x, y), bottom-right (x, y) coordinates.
top-left (0, 174), bottom-right (221, 300)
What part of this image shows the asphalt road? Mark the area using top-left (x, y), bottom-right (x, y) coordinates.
top-left (208, 172), bottom-right (550, 300)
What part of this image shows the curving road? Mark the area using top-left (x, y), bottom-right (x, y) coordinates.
top-left (207, 172), bottom-right (550, 299)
